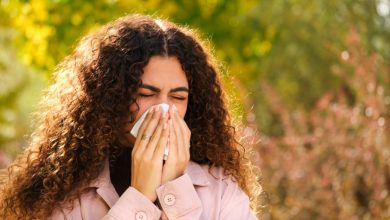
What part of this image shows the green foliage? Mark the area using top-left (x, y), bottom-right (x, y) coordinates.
top-left (0, 26), bottom-right (47, 159)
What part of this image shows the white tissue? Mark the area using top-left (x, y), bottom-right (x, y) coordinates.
top-left (130, 103), bottom-right (170, 160)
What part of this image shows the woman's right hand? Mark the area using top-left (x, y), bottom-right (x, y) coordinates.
top-left (130, 105), bottom-right (170, 202)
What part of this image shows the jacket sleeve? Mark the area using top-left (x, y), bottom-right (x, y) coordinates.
top-left (104, 173), bottom-right (202, 220)
top-left (155, 173), bottom-right (203, 220)
top-left (102, 187), bottom-right (162, 220)
top-left (50, 187), bottom-right (162, 220)
top-left (50, 174), bottom-right (202, 220)
top-left (219, 177), bottom-right (259, 220)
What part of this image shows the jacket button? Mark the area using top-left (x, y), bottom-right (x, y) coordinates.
top-left (163, 194), bottom-right (176, 206)
top-left (135, 211), bottom-right (147, 220)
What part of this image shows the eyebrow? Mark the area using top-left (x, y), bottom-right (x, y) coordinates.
top-left (140, 84), bottom-right (189, 93)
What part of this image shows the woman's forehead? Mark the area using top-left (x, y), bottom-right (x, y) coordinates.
top-left (140, 56), bottom-right (188, 88)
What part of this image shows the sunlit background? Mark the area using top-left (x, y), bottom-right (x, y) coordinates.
top-left (1, 0), bottom-right (389, 219)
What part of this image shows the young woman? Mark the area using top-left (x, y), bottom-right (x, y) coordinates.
top-left (0, 14), bottom-right (262, 219)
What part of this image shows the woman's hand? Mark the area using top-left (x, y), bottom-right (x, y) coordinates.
top-left (161, 105), bottom-right (191, 184)
top-left (130, 106), bottom-right (169, 202)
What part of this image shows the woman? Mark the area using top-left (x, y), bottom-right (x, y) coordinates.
top-left (0, 14), bottom-right (262, 219)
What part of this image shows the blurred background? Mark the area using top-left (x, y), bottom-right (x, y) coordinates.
top-left (0, 0), bottom-right (389, 219)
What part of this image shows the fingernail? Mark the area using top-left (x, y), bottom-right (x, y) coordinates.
top-left (162, 110), bottom-right (167, 118)
top-left (155, 106), bottom-right (160, 112)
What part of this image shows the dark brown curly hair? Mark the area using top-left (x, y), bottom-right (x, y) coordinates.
top-left (0, 14), bottom-right (262, 219)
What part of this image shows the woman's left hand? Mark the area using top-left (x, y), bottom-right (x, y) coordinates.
top-left (161, 105), bottom-right (191, 184)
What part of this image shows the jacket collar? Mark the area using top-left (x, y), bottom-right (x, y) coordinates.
top-left (184, 161), bottom-right (211, 187)
top-left (88, 158), bottom-right (210, 207)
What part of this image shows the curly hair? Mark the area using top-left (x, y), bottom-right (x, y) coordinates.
top-left (0, 14), bottom-right (262, 219)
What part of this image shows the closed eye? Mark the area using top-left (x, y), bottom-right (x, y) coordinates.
top-left (172, 96), bottom-right (186, 100)
top-left (139, 94), bottom-right (153, 97)
top-left (138, 94), bottom-right (186, 100)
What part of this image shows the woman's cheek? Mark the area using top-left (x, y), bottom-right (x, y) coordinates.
top-left (179, 103), bottom-right (188, 119)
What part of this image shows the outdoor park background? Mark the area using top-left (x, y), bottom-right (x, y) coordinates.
top-left (0, 1), bottom-right (389, 219)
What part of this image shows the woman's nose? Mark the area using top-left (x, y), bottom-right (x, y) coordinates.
top-left (155, 95), bottom-right (171, 106)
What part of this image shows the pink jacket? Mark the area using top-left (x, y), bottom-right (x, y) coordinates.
top-left (50, 159), bottom-right (258, 220)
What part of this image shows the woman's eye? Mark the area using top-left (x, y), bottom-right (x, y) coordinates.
top-left (139, 94), bottom-right (153, 97)
top-left (172, 96), bottom-right (186, 100)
